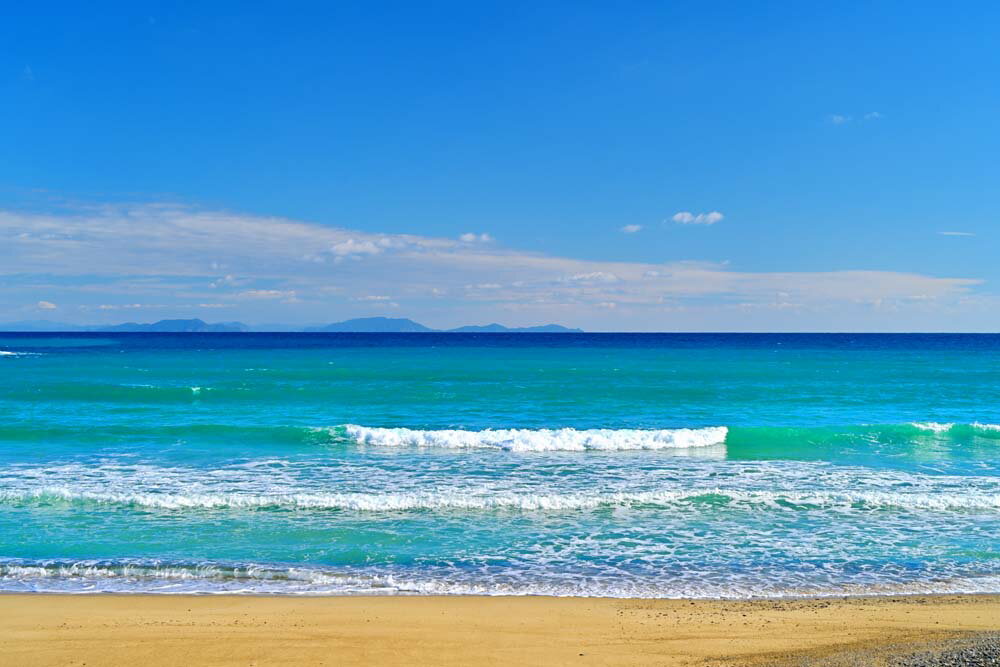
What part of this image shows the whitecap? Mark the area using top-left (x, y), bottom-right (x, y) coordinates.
top-left (910, 422), bottom-right (954, 433)
top-left (341, 424), bottom-right (728, 452)
top-left (5, 486), bottom-right (998, 513)
top-left (3, 559), bottom-right (1000, 598)
top-left (972, 422), bottom-right (1000, 432)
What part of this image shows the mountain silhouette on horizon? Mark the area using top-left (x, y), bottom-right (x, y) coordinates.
top-left (0, 317), bottom-right (583, 333)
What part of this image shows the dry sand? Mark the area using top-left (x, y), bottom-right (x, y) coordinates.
top-left (1, 594), bottom-right (998, 666)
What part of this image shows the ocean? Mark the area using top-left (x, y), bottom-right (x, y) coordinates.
top-left (1, 332), bottom-right (998, 597)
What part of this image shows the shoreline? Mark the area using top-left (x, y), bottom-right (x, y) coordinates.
top-left (3, 593), bottom-right (999, 666)
top-left (4, 589), bottom-right (1000, 600)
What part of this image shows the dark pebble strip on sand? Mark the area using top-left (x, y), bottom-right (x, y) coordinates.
top-left (772, 633), bottom-right (1000, 666)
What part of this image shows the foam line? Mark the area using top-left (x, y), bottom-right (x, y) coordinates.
top-left (341, 424), bottom-right (728, 451)
top-left (4, 486), bottom-right (998, 512)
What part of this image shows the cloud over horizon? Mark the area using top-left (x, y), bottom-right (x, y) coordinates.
top-left (0, 203), bottom-right (989, 331)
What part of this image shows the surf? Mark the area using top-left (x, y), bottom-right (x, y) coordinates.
top-left (339, 424), bottom-right (729, 451)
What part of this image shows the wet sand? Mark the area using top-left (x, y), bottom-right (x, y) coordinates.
top-left (2, 594), bottom-right (999, 666)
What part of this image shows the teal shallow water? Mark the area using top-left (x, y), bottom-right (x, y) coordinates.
top-left (1, 333), bottom-right (998, 596)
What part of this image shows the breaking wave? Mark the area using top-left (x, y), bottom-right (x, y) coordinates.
top-left (3, 486), bottom-right (998, 513)
top-left (910, 422), bottom-right (1000, 435)
top-left (3, 559), bottom-right (1000, 598)
top-left (341, 424), bottom-right (729, 451)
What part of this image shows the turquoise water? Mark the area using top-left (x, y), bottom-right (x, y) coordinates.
top-left (1, 333), bottom-right (999, 597)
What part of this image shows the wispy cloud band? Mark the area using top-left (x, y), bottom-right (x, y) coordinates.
top-left (0, 203), bottom-right (984, 330)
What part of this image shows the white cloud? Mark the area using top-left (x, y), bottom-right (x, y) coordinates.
top-left (566, 272), bottom-right (619, 283)
top-left (329, 239), bottom-right (382, 257)
top-left (210, 274), bottom-right (245, 288)
top-left (353, 295), bottom-right (392, 301)
top-left (36, 300), bottom-right (57, 310)
top-left (97, 303), bottom-right (153, 310)
top-left (0, 202), bottom-right (985, 331)
top-left (830, 112), bottom-right (881, 124)
top-left (671, 211), bottom-right (724, 225)
top-left (620, 224), bottom-right (642, 234)
top-left (238, 289), bottom-right (297, 300)
top-left (459, 232), bottom-right (493, 243)
top-left (939, 231), bottom-right (976, 237)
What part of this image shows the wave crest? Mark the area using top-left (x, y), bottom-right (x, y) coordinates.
top-left (4, 558), bottom-right (1000, 598)
top-left (910, 422), bottom-right (1000, 435)
top-left (5, 486), bottom-right (999, 512)
top-left (341, 424), bottom-right (728, 451)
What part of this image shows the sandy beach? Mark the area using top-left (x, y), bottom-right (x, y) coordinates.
top-left (2, 594), bottom-right (998, 666)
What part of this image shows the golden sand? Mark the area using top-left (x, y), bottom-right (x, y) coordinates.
top-left (2, 594), bottom-right (998, 666)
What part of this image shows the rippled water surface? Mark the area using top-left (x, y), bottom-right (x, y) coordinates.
top-left (1, 333), bottom-right (998, 597)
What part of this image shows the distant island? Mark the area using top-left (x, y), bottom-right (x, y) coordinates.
top-left (0, 317), bottom-right (583, 333)
top-left (102, 319), bottom-right (250, 333)
top-left (304, 318), bottom-right (582, 333)
top-left (303, 317), bottom-right (434, 333)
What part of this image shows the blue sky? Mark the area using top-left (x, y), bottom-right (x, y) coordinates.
top-left (2, 1), bottom-right (998, 330)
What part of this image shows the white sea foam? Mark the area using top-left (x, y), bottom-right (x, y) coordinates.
top-left (910, 422), bottom-right (955, 433)
top-left (910, 421), bottom-right (1000, 435)
top-left (972, 422), bottom-right (1000, 431)
top-left (4, 486), bottom-right (999, 512)
top-left (2, 559), bottom-right (1000, 598)
top-left (341, 424), bottom-right (729, 451)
